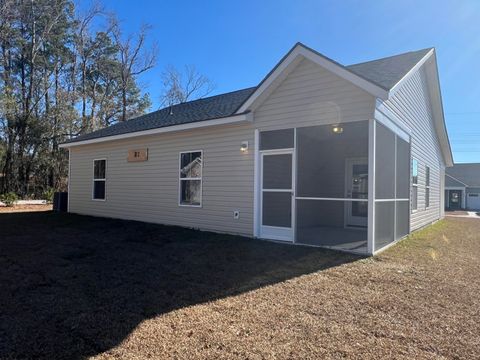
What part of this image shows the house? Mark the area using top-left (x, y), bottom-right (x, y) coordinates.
top-left (59, 43), bottom-right (453, 256)
top-left (445, 163), bottom-right (480, 210)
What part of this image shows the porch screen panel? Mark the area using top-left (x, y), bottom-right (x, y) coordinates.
top-left (262, 192), bottom-right (291, 227)
top-left (395, 137), bottom-right (410, 241)
top-left (375, 122), bottom-right (395, 199)
top-left (260, 129), bottom-right (294, 150)
top-left (262, 154), bottom-right (292, 189)
top-left (374, 201), bottom-right (395, 251)
top-left (296, 199), bottom-right (368, 254)
top-left (396, 137), bottom-right (410, 199)
top-left (295, 121), bottom-right (369, 255)
top-left (396, 201), bottom-right (410, 239)
top-left (296, 121), bottom-right (369, 198)
top-left (374, 121), bottom-right (411, 252)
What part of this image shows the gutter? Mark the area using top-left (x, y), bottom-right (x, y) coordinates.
top-left (59, 112), bottom-right (253, 148)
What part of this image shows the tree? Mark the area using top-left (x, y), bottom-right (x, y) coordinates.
top-left (73, 1), bottom-right (104, 132)
top-left (0, 0), bottom-right (74, 194)
top-left (160, 64), bottom-right (215, 107)
top-left (0, 0), bottom-right (156, 196)
top-left (111, 20), bottom-right (157, 121)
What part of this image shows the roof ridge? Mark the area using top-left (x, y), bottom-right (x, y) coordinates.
top-left (347, 47), bottom-right (434, 67)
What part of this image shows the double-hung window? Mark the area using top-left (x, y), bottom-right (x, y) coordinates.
top-left (411, 159), bottom-right (418, 212)
top-left (93, 159), bottom-right (106, 200)
top-left (179, 151), bottom-right (202, 206)
top-left (425, 166), bottom-right (431, 209)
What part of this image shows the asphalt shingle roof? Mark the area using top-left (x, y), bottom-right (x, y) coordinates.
top-left (65, 46), bottom-right (432, 144)
top-left (65, 87), bottom-right (256, 144)
top-left (346, 48), bottom-right (432, 90)
top-left (446, 164), bottom-right (480, 187)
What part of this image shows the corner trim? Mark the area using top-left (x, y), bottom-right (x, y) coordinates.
top-left (388, 49), bottom-right (435, 96)
top-left (253, 129), bottom-right (260, 238)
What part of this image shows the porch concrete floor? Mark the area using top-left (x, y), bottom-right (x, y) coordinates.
top-left (296, 227), bottom-right (368, 254)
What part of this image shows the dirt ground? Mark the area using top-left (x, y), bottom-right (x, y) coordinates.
top-left (0, 211), bottom-right (479, 359)
top-left (0, 204), bottom-right (52, 213)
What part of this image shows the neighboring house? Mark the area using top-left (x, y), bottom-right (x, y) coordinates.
top-left (445, 163), bottom-right (480, 210)
top-left (60, 43), bottom-right (453, 256)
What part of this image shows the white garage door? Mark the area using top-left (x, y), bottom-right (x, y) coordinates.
top-left (467, 193), bottom-right (480, 210)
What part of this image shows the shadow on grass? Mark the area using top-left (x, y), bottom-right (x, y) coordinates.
top-left (0, 212), bottom-right (361, 359)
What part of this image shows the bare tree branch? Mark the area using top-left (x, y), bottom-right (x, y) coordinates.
top-left (110, 19), bottom-right (157, 121)
top-left (160, 64), bottom-right (215, 107)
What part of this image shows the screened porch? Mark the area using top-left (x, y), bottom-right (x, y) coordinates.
top-left (257, 119), bottom-right (411, 255)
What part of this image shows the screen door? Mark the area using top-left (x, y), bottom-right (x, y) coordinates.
top-left (260, 151), bottom-right (294, 241)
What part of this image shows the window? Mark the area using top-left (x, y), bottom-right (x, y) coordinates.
top-left (93, 159), bottom-right (106, 200)
top-left (179, 151), bottom-right (202, 206)
top-left (411, 159), bottom-right (418, 212)
top-left (425, 166), bottom-right (431, 209)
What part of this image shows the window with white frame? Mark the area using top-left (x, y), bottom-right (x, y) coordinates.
top-left (179, 151), bottom-right (202, 206)
top-left (425, 165), bottom-right (430, 209)
top-left (93, 159), bottom-right (106, 200)
top-left (411, 158), bottom-right (418, 212)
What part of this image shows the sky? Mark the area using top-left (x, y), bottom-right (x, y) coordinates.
top-left (80, 0), bottom-right (480, 163)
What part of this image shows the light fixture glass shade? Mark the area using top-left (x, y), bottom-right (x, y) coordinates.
top-left (332, 125), bottom-right (343, 134)
top-left (240, 141), bottom-right (249, 152)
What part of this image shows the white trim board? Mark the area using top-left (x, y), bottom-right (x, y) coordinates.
top-left (92, 158), bottom-right (107, 201)
top-left (367, 118), bottom-right (376, 255)
top-left (445, 173), bottom-right (469, 187)
top-left (445, 186), bottom-right (467, 190)
top-left (258, 149), bottom-right (295, 242)
top-left (374, 105), bottom-right (411, 142)
top-left (253, 129), bottom-right (260, 238)
top-left (388, 49), bottom-right (435, 96)
top-left (67, 149), bottom-right (71, 212)
top-left (424, 53), bottom-right (453, 166)
top-left (178, 150), bottom-right (204, 208)
top-left (60, 113), bottom-right (253, 148)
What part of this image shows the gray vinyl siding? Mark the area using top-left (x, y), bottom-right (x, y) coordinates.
top-left (69, 124), bottom-right (255, 236)
top-left (68, 57), bottom-right (375, 237)
top-left (377, 66), bottom-right (444, 230)
top-left (254, 58), bottom-right (375, 130)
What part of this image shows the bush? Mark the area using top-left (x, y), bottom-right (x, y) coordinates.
top-left (43, 188), bottom-right (55, 204)
top-left (1, 192), bottom-right (18, 207)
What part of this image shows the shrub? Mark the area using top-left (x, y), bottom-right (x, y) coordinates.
top-left (1, 192), bottom-right (18, 207)
top-left (43, 188), bottom-right (55, 204)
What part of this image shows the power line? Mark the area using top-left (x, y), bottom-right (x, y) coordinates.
top-left (446, 112), bottom-right (480, 115)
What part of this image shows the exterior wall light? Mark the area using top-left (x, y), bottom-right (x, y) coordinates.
top-left (332, 125), bottom-right (343, 134)
top-left (240, 141), bottom-right (249, 152)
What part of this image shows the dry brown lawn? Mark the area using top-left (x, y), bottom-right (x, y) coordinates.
top-left (0, 210), bottom-right (479, 359)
